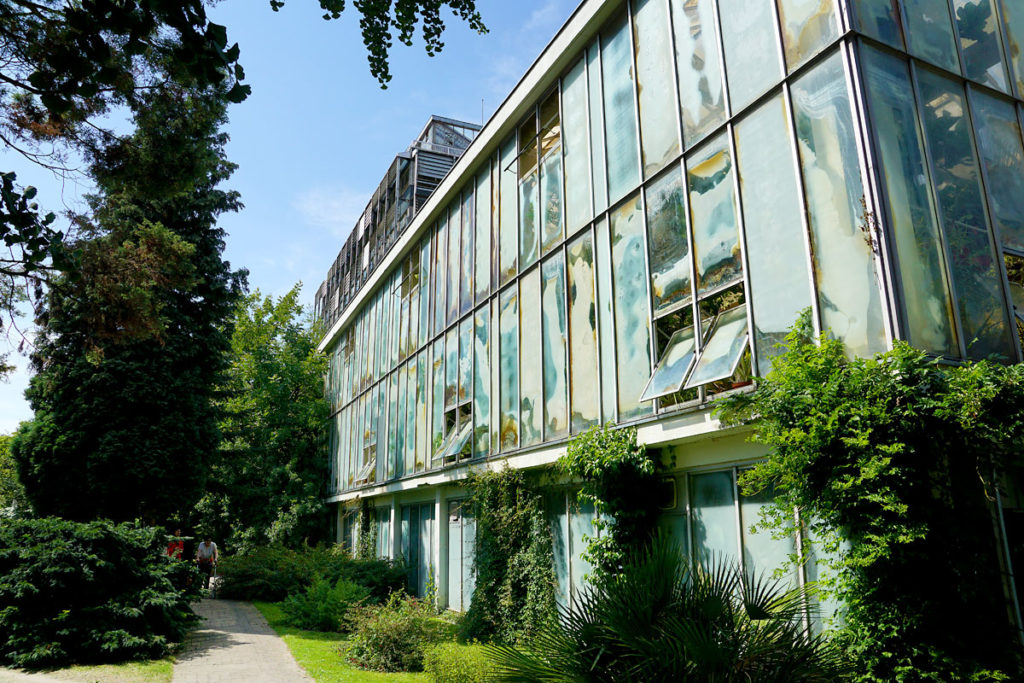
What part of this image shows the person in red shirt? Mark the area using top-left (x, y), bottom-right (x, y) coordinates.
top-left (166, 529), bottom-right (184, 559)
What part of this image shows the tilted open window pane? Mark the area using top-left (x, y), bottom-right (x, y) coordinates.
top-left (640, 325), bottom-right (697, 401)
top-left (684, 305), bottom-right (749, 389)
top-left (443, 420), bottom-right (473, 461)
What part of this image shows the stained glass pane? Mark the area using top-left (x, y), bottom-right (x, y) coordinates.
top-left (602, 14), bottom-right (641, 203)
top-left (640, 325), bottom-right (697, 401)
top-left (971, 91), bottom-right (1024, 253)
top-left (952, 0), bottom-right (1008, 91)
top-left (562, 58), bottom-right (593, 233)
top-left (633, 0), bottom-right (681, 178)
top-left (735, 95), bottom-right (813, 372)
top-left (853, 0), bottom-right (904, 48)
top-left (499, 138), bottom-right (518, 284)
top-left (519, 269), bottom-right (543, 447)
top-left (776, 0), bottom-right (838, 71)
top-left (1002, 0), bottom-right (1024, 97)
top-left (542, 256), bottom-right (569, 440)
top-left (917, 68), bottom-right (1014, 360)
top-left (690, 470), bottom-right (739, 563)
top-left (588, 41), bottom-right (609, 213)
top-left (499, 287), bottom-right (519, 451)
top-left (461, 190), bottom-right (475, 315)
top-left (791, 52), bottom-right (887, 357)
top-left (719, 0), bottom-right (783, 112)
top-left (610, 193), bottom-right (653, 421)
top-left (904, 0), bottom-right (959, 73)
top-left (685, 305), bottom-right (749, 389)
top-left (861, 47), bottom-right (958, 355)
top-left (646, 166), bottom-right (691, 316)
top-left (473, 310), bottom-right (490, 457)
top-left (594, 217), bottom-right (617, 423)
top-left (567, 232), bottom-right (601, 433)
top-left (541, 150), bottom-right (564, 255)
top-left (688, 134), bottom-right (742, 295)
top-left (670, 0), bottom-right (726, 148)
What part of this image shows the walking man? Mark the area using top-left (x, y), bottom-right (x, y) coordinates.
top-left (196, 535), bottom-right (219, 592)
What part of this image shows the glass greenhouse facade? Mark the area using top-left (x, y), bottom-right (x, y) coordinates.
top-left (318, 0), bottom-right (1024, 610)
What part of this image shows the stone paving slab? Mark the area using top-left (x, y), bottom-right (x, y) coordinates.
top-left (171, 599), bottom-right (312, 683)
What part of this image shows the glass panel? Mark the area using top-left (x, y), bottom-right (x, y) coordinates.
top-left (602, 14), bottom-right (642, 203)
top-left (542, 256), bottom-right (569, 440)
top-left (904, 0), bottom-right (960, 73)
top-left (492, 158), bottom-right (501, 291)
top-left (462, 506), bottom-right (476, 610)
top-left (670, 0), bottom-right (726, 147)
top-left (562, 58), bottom-right (593, 233)
top-left (499, 287), bottom-right (519, 451)
top-left (445, 328), bottom-right (458, 408)
top-left (473, 311), bottom-right (490, 457)
top-left (567, 232), bottom-right (601, 433)
top-left (719, 0), bottom-right (783, 112)
top-left (853, 0), bottom-right (904, 48)
top-left (736, 96), bottom-right (812, 372)
top-left (776, 0), bottom-right (838, 71)
top-left (690, 470), bottom-right (739, 563)
top-left (917, 68), bottom-right (1014, 359)
top-left (971, 91), bottom-right (1024, 253)
top-left (640, 325), bottom-right (697, 401)
top-left (447, 501), bottom-right (464, 612)
top-left (633, 0), bottom-right (681, 178)
top-left (388, 372), bottom-right (398, 479)
top-left (588, 41), bottom-right (609, 213)
top-left (490, 300), bottom-right (500, 454)
top-left (417, 505), bottom-right (433, 598)
top-left (405, 358), bottom-right (417, 476)
top-left (740, 484), bottom-right (798, 582)
top-left (548, 494), bottom-right (570, 608)
top-left (461, 191), bottom-right (475, 315)
top-left (1011, 281), bottom-right (1024, 312)
top-left (861, 47), bottom-right (958, 355)
top-left (569, 496), bottom-right (597, 598)
top-left (416, 350), bottom-right (428, 472)
top-left (459, 317), bottom-right (472, 404)
top-left (647, 166), bottom-right (691, 316)
top-left (685, 305), bottom-right (749, 389)
top-left (1002, 0), bottom-right (1024, 96)
top-left (448, 201), bottom-right (462, 324)
top-left (791, 52), bottom-right (887, 357)
top-left (688, 134), bottom-right (742, 295)
top-left (520, 170), bottom-right (540, 269)
top-left (499, 137), bottom-right (518, 284)
top-left (541, 150), bottom-right (564, 255)
top-left (594, 217), bottom-right (617, 423)
top-left (377, 377), bottom-right (388, 482)
top-left (610, 193), bottom-right (653, 422)
top-left (952, 0), bottom-right (1008, 91)
top-left (420, 240), bottom-right (431, 348)
top-left (519, 269), bottom-right (543, 447)
top-left (475, 170), bottom-right (490, 302)
top-left (434, 220), bottom-right (448, 335)
top-left (396, 363), bottom-right (406, 478)
top-left (432, 340), bottom-right (445, 456)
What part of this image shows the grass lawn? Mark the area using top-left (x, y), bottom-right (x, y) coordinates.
top-left (1, 657), bottom-right (175, 683)
top-left (252, 601), bottom-right (429, 683)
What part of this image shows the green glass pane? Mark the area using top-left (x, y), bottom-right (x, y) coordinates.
top-left (688, 134), bottom-right (742, 296)
top-left (415, 350), bottom-right (428, 472)
top-left (434, 220), bottom-right (448, 336)
top-left (396, 363), bottom-right (406, 478)
top-left (719, 0), bottom-right (783, 112)
top-left (952, 0), bottom-right (1008, 91)
top-left (447, 201), bottom-right (461, 324)
top-left (473, 311), bottom-right (490, 457)
top-left (461, 191), bottom-right (475, 315)
top-left (1002, 0), bottom-right (1024, 96)
top-left (775, 0), bottom-right (838, 71)
top-left (499, 287), bottom-right (519, 451)
top-left (431, 340), bottom-right (445, 456)
top-left (490, 300), bottom-right (501, 453)
top-left (459, 317), bottom-right (472, 404)
top-left (588, 41), bottom-right (609, 213)
top-left (647, 166), bottom-right (691, 316)
top-left (640, 325), bottom-right (697, 401)
top-left (1011, 282), bottom-right (1024, 312)
top-left (419, 239), bottom-right (431, 348)
top-left (739, 483), bottom-right (798, 582)
top-left (520, 170), bottom-right (540, 269)
top-left (567, 232), bottom-right (601, 433)
top-left (519, 269), bottom-right (543, 447)
top-left (499, 138), bottom-right (518, 284)
top-left (971, 91), bottom-right (1024, 253)
top-left (542, 256), bottom-right (569, 440)
top-left (541, 150), bottom-right (564, 255)
top-left (904, 0), bottom-right (960, 73)
top-left (602, 14), bottom-right (641, 203)
top-left (387, 372), bottom-right (398, 479)
top-left (405, 359), bottom-right (417, 476)
top-left (475, 170), bottom-right (491, 302)
top-left (853, 0), bottom-right (903, 48)
top-left (445, 328), bottom-right (458, 408)
top-left (562, 58), bottom-right (593, 233)
top-left (633, 0), bottom-right (681, 178)
top-left (594, 217), bottom-right (617, 423)
top-left (690, 470), bottom-right (739, 564)
top-left (670, 0), bottom-right (726, 148)
top-left (685, 305), bottom-right (749, 389)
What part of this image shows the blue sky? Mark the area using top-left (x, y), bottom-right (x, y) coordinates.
top-left (0, 0), bottom-right (580, 433)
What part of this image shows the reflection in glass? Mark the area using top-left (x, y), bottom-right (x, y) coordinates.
top-left (433, 222), bottom-right (447, 336)
top-left (388, 373), bottom-right (398, 479)
top-left (685, 305), bottom-right (749, 389)
top-left (740, 484), bottom-right (797, 583)
top-left (542, 256), bottom-right (569, 440)
top-left (431, 340), bottom-right (444, 455)
top-left (459, 317), bottom-right (473, 403)
top-left (670, 0), bottom-right (725, 147)
top-left (736, 96), bottom-right (813, 372)
top-left (562, 58), bottom-right (593, 233)
top-left (791, 52), bottom-right (886, 357)
top-left (490, 300), bottom-right (500, 453)
top-left (601, 14), bottom-right (641, 203)
top-left (633, 0), bottom-right (681, 178)
top-left (445, 328), bottom-right (458, 408)
top-left (416, 350), bottom-right (427, 471)
top-left (1002, 0), bottom-right (1024, 96)
top-left (1010, 281), bottom-right (1024, 312)
top-left (952, 0), bottom-right (1008, 91)
top-left (520, 171), bottom-right (540, 269)
top-left (567, 233), bottom-right (600, 432)
top-left (861, 48), bottom-right (958, 355)
top-left (971, 91), bottom-right (1024, 253)
top-left (917, 69), bottom-right (1014, 359)
top-left (395, 363), bottom-right (406, 477)
top-left (646, 166), bottom-right (691, 316)
top-left (588, 41), bottom-right (609, 213)
top-left (475, 170), bottom-right (490, 302)
top-left (419, 239), bottom-right (431, 348)
top-left (775, 0), bottom-right (838, 70)
top-left (691, 471), bottom-right (739, 563)
top-left (541, 151), bottom-right (564, 255)
top-left (719, 0), bottom-right (783, 112)
top-left (610, 194), bottom-right (653, 421)
top-left (854, 0), bottom-right (904, 47)
top-left (594, 217), bottom-right (617, 422)
top-left (447, 202), bottom-right (461, 324)
top-left (405, 358), bottom-right (417, 476)
top-left (473, 311), bottom-right (489, 457)
top-left (904, 0), bottom-right (960, 73)
top-left (519, 269), bottom-right (543, 447)
top-left (499, 287), bottom-right (519, 451)
top-left (688, 135), bottom-right (741, 295)
top-left (640, 326), bottom-right (697, 401)
top-left (500, 138), bottom-right (518, 284)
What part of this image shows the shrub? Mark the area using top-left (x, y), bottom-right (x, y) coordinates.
top-left (344, 592), bottom-right (449, 672)
top-left (424, 642), bottom-right (494, 683)
top-left (0, 517), bottom-right (201, 668)
top-left (216, 544), bottom-right (405, 602)
top-left (281, 577), bottom-right (369, 632)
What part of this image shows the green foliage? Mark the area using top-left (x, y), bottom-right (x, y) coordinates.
top-left (194, 286), bottom-right (330, 552)
top-left (717, 311), bottom-right (1024, 681)
top-left (423, 642), bottom-right (494, 683)
top-left (216, 545), bottom-right (406, 603)
top-left (460, 466), bottom-right (556, 645)
top-left (282, 577), bottom-right (370, 632)
top-left (357, 498), bottom-right (378, 561)
top-left (558, 424), bottom-right (660, 585)
top-left (0, 433), bottom-right (28, 516)
top-left (0, 517), bottom-right (200, 668)
top-left (344, 592), bottom-right (451, 673)
top-left (487, 534), bottom-right (848, 682)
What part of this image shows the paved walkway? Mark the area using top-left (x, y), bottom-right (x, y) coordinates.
top-left (172, 599), bottom-right (312, 683)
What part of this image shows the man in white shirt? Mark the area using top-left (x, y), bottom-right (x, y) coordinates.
top-left (196, 535), bottom-right (219, 590)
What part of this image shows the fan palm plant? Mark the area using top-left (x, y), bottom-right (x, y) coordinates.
top-left (486, 535), bottom-right (848, 682)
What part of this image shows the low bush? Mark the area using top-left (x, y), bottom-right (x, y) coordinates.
top-left (344, 592), bottom-right (450, 672)
top-left (0, 517), bottom-right (201, 668)
top-left (216, 544), bottom-right (405, 602)
top-left (424, 642), bottom-right (494, 683)
top-left (281, 577), bottom-right (369, 632)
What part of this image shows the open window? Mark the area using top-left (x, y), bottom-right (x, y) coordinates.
top-left (684, 305), bottom-right (749, 390)
top-left (640, 325), bottom-right (698, 401)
